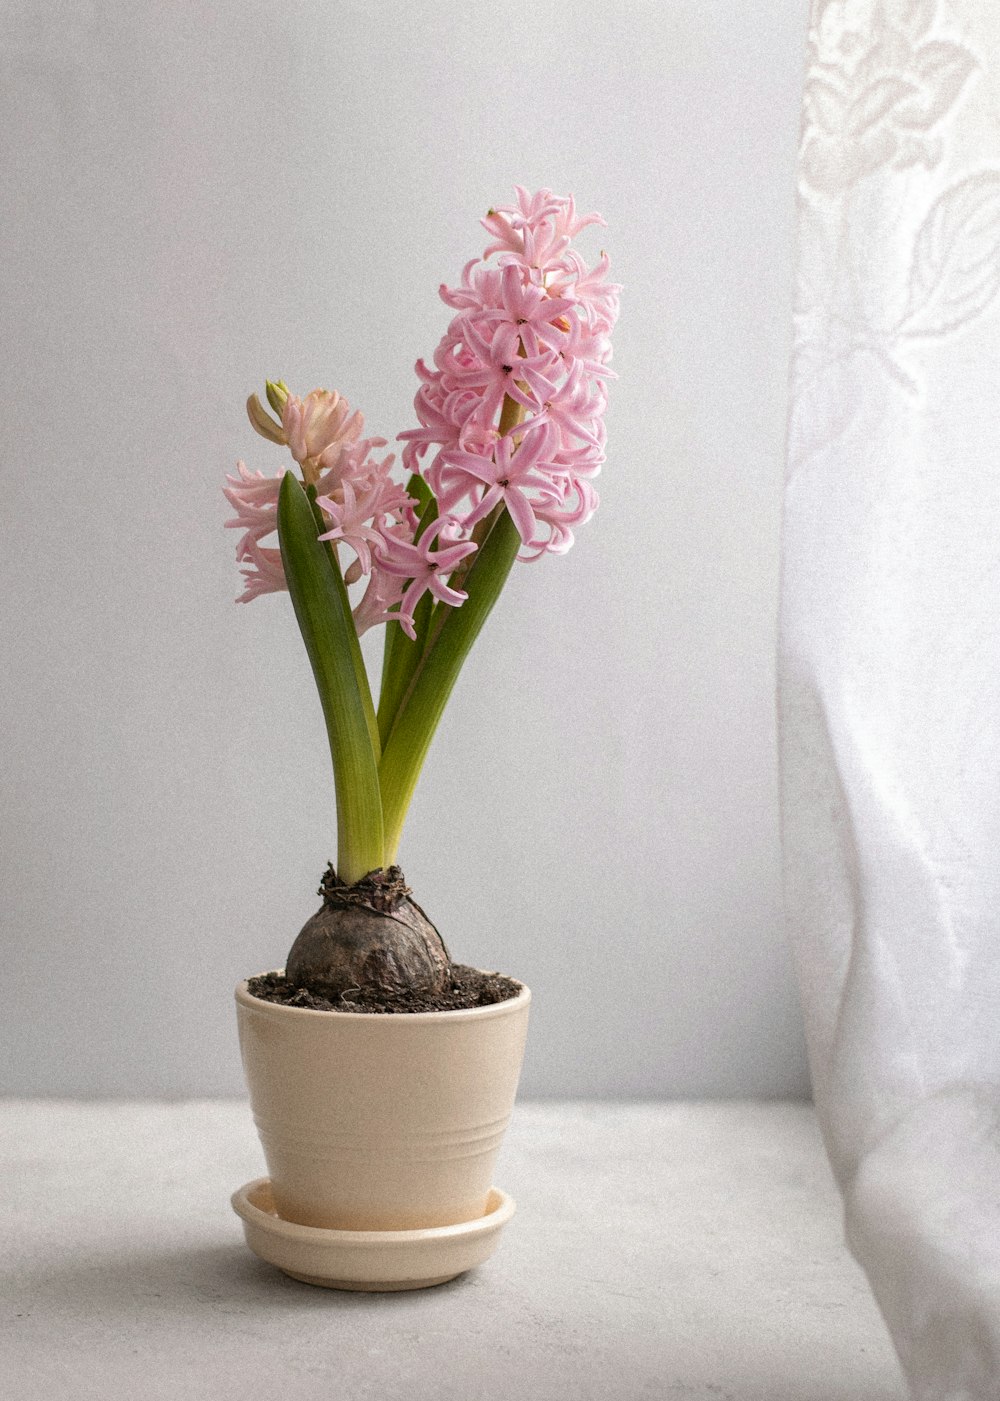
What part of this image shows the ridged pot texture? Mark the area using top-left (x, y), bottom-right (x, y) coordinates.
top-left (236, 977), bottom-right (531, 1231)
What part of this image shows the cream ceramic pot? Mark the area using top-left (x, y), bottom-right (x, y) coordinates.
top-left (235, 977), bottom-right (531, 1232)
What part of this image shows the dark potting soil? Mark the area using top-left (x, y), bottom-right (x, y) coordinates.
top-left (246, 963), bottom-right (522, 1014)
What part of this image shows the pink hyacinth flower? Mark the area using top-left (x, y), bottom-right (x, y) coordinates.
top-left (315, 470), bottom-right (411, 578)
top-left (438, 423), bottom-right (558, 548)
top-left (227, 189), bottom-right (617, 627)
top-left (475, 263), bottom-right (573, 358)
top-left (482, 186), bottom-right (605, 271)
top-left (224, 384), bottom-right (423, 606)
top-left (235, 537), bottom-right (287, 602)
top-left (436, 322), bottom-right (556, 427)
top-left (282, 389), bottom-right (364, 475)
top-left (351, 561), bottom-right (406, 636)
top-left (224, 461), bottom-right (290, 599)
top-left (398, 188), bottom-right (619, 567)
top-left (223, 460), bottom-right (287, 546)
top-left (375, 517), bottom-right (478, 640)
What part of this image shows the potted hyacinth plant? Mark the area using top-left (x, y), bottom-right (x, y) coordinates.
top-left (226, 188), bottom-right (619, 1290)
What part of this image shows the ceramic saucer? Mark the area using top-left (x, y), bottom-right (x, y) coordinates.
top-left (231, 1178), bottom-right (516, 1291)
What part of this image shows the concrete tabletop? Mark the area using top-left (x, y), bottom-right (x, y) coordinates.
top-left (2, 1101), bottom-right (906, 1400)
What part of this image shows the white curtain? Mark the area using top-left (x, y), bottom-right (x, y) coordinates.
top-left (780, 1), bottom-right (1000, 1396)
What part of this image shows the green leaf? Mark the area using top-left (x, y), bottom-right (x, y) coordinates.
top-left (277, 472), bottom-right (384, 881)
top-left (378, 509), bottom-right (521, 862)
top-left (376, 477), bottom-right (439, 746)
top-left (307, 488), bottom-right (380, 764)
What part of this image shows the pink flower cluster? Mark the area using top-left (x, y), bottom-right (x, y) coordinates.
top-left (224, 388), bottom-right (414, 628)
top-left (224, 190), bottom-right (618, 637)
top-left (399, 186), bottom-right (619, 560)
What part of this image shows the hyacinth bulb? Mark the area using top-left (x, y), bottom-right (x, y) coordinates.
top-left (284, 866), bottom-right (450, 1002)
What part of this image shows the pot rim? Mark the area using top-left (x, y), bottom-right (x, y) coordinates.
top-left (235, 973), bottom-right (530, 1023)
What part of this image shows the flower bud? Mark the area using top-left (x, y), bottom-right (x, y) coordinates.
top-left (265, 379), bottom-right (290, 415)
top-left (246, 394), bottom-right (287, 444)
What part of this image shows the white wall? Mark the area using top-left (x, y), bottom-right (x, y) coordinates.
top-left (1, 0), bottom-right (810, 1097)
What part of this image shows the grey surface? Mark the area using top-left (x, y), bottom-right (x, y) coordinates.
top-left (2, 1100), bottom-right (905, 1400)
top-left (1, 1), bottom-right (809, 1098)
